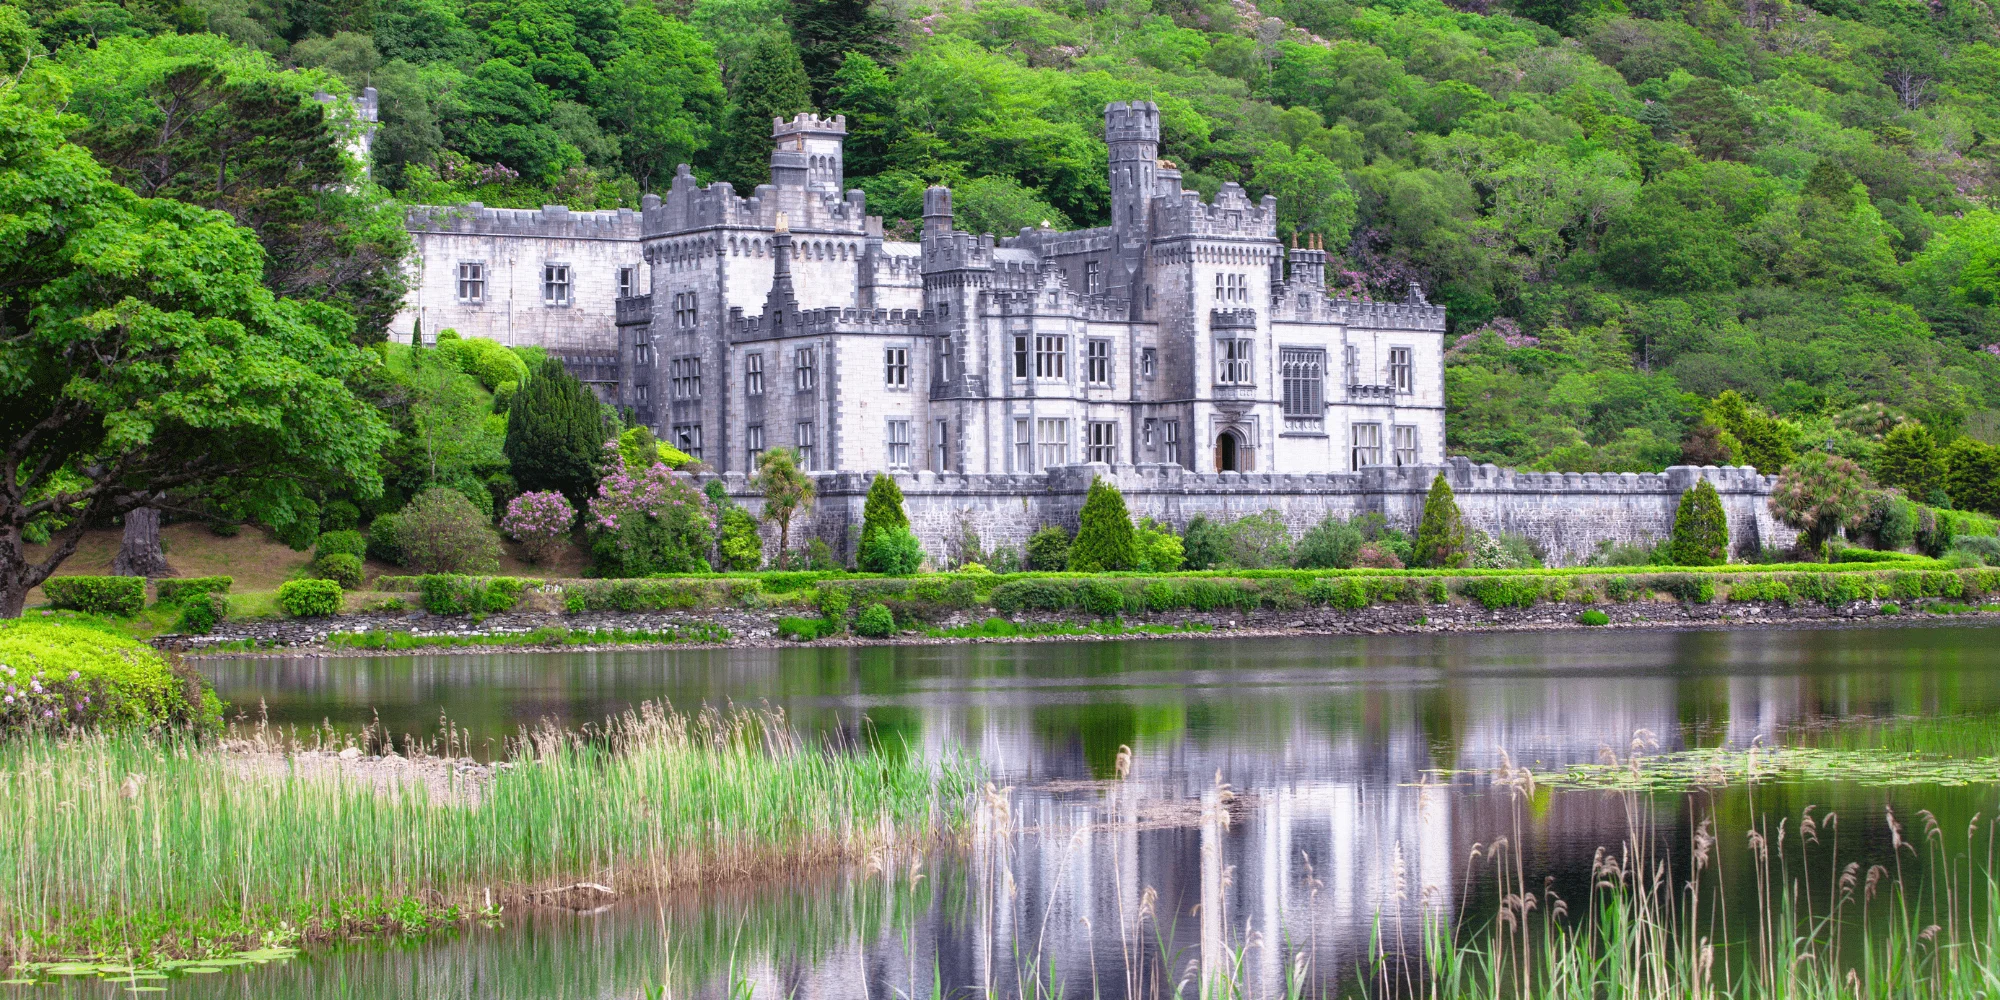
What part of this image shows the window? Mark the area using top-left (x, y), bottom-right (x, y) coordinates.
top-left (795, 347), bottom-right (816, 391)
top-left (884, 346), bottom-right (908, 388)
top-left (1087, 421), bottom-right (1117, 464)
top-left (1037, 418), bottom-right (1069, 468)
top-left (633, 330), bottom-right (652, 367)
top-left (1035, 335), bottom-right (1067, 379)
top-left (933, 419), bottom-right (949, 472)
top-left (543, 264), bottom-right (571, 306)
top-left (634, 384), bottom-right (649, 404)
top-left (1214, 273), bottom-right (1247, 302)
top-left (1086, 340), bottom-right (1111, 385)
top-left (1163, 420), bottom-right (1180, 466)
top-left (934, 337), bottom-right (951, 382)
top-left (1281, 348), bottom-right (1325, 430)
top-left (673, 423), bottom-right (703, 459)
top-left (670, 357), bottom-right (702, 399)
top-left (796, 421), bottom-right (815, 469)
top-left (1013, 334), bottom-right (1030, 379)
top-left (1142, 419), bottom-right (1155, 449)
top-left (456, 262), bottom-right (485, 303)
top-left (1141, 347), bottom-right (1157, 379)
top-left (745, 353), bottom-right (763, 395)
top-left (673, 292), bottom-right (699, 330)
top-left (886, 419), bottom-right (912, 469)
top-left (1014, 418), bottom-right (1033, 470)
top-left (1390, 347), bottom-right (1413, 393)
top-left (746, 424), bottom-right (764, 466)
top-left (1393, 425), bottom-right (1418, 466)
top-left (1217, 339), bottom-right (1253, 385)
top-left (1084, 260), bottom-right (1102, 294)
top-left (1351, 422), bottom-right (1383, 469)
top-left (618, 266), bottom-right (636, 298)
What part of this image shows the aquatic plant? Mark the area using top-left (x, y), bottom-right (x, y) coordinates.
top-left (0, 704), bottom-right (971, 963)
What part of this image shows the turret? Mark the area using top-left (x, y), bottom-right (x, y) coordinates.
top-left (922, 186), bottom-right (954, 239)
top-left (1104, 101), bottom-right (1161, 241)
top-left (771, 113), bottom-right (847, 194)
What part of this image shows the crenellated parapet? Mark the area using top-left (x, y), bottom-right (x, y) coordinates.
top-left (732, 305), bottom-right (927, 340)
top-left (1151, 182), bottom-right (1278, 239)
top-left (1333, 294), bottom-right (1448, 332)
top-left (405, 203), bottom-right (641, 239)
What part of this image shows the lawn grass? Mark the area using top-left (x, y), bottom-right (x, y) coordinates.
top-left (0, 705), bottom-right (972, 964)
top-left (324, 623), bottom-right (731, 650)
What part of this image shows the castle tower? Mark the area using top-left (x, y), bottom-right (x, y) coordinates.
top-left (771, 113), bottom-right (848, 194)
top-left (1104, 101), bottom-right (1161, 241)
top-left (922, 186), bottom-right (953, 239)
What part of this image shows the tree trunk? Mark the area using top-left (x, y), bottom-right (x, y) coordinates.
top-left (777, 516), bottom-right (791, 570)
top-left (112, 507), bottom-right (176, 579)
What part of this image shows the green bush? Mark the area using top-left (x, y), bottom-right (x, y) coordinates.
top-left (276, 578), bottom-right (343, 616)
top-left (1081, 580), bottom-right (1123, 616)
top-left (1223, 511), bottom-right (1292, 569)
top-left (858, 527), bottom-right (924, 575)
top-left (311, 552), bottom-right (365, 590)
top-left (1142, 580), bottom-right (1175, 612)
top-left (1880, 602), bottom-right (1902, 615)
top-left (1651, 574), bottom-right (1716, 604)
top-left (1413, 474), bottom-right (1468, 568)
top-left (1605, 576), bottom-right (1638, 601)
top-left (419, 575), bottom-right (529, 615)
top-left (776, 615), bottom-right (831, 641)
top-left (1578, 609), bottom-right (1611, 626)
top-left (1293, 515), bottom-right (1363, 569)
top-left (43, 576), bottom-right (145, 617)
top-left (1460, 577), bottom-right (1543, 609)
top-left (1667, 480), bottom-right (1729, 566)
top-left (154, 576), bottom-right (232, 605)
top-left (1180, 515), bottom-right (1227, 570)
top-left (854, 602), bottom-right (896, 637)
top-left (1132, 518), bottom-right (1184, 572)
top-left (817, 586), bottom-right (852, 621)
top-left (174, 592), bottom-right (225, 635)
top-left (321, 500), bottom-right (361, 532)
top-left (1068, 477), bottom-right (1136, 571)
top-left (314, 529), bottom-right (367, 559)
top-left (367, 513), bottom-right (404, 564)
top-left (1026, 525), bottom-right (1072, 571)
top-left (1728, 578), bottom-right (1793, 604)
top-left (717, 505), bottom-right (764, 571)
top-left (0, 621), bottom-right (220, 732)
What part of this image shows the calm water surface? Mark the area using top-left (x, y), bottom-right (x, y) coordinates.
top-left (65, 625), bottom-right (2000, 997)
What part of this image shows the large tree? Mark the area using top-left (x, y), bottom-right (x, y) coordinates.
top-left (504, 356), bottom-right (610, 507)
top-left (716, 34), bottom-right (811, 192)
top-left (0, 100), bottom-right (391, 617)
top-left (58, 34), bottom-right (411, 342)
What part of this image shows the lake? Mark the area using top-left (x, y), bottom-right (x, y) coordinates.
top-left (133, 625), bottom-right (2000, 996)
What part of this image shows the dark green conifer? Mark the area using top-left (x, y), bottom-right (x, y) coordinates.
top-left (504, 356), bottom-right (610, 507)
top-left (717, 35), bottom-right (812, 192)
top-left (1667, 479), bottom-right (1729, 566)
top-left (1067, 476), bottom-right (1135, 571)
top-left (1412, 473), bottom-right (1467, 569)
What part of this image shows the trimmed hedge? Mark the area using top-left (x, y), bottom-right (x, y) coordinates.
top-left (43, 576), bottom-right (146, 617)
top-left (154, 576), bottom-right (233, 605)
top-left (0, 621), bottom-right (221, 732)
top-left (276, 579), bottom-right (343, 617)
top-left (419, 575), bottom-right (529, 615)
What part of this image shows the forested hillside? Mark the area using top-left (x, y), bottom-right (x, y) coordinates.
top-left (4, 0), bottom-right (1998, 481)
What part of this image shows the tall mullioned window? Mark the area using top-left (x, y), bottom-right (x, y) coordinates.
top-left (1035, 335), bottom-right (1067, 379)
top-left (673, 292), bottom-right (699, 330)
top-left (457, 262), bottom-right (485, 303)
top-left (1393, 425), bottom-right (1418, 466)
top-left (884, 347), bottom-right (908, 388)
top-left (795, 421), bottom-right (815, 469)
top-left (1390, 347), bottom-right (1413, 393)
top-left (1084, 260), bottom-right (1102, 294)
top-left (673, 424), bottom-right (703, 459)
top-left (1013, 334), bottom-right (1030, 379)
top-left (1086, 340), bottom-right (1111, 385)
top-left (618, 267), bottom-right (636, 298)
top-left (1214, 273), bottom-right (1247, 302)
top-left (1014, 418), bottom-right (1033, 470)
top-left (1217, 339), bottom-right (1253, 385)
top-left (795, 347), bottom-right (816, 391)
top-left (1281, 349), bottom-right (1325, 430)
top-left (1351, 423), bottom-right (1383, 469)
top-left (671, 357), bottom-right (702, 399)
top-left (886, 419), bottom-right (911, 469)
top-left (934, 419), bottom-right (949, 471)
top-left (1087, 421), bottom-right (1117, 464)
top-left (1163, 420), bottom-right (1180, 466)
top-left (745, 353), bottom-right (763, 395)
top-left (746, 424), bottom-right (764, 466)
top-left (542, 264), bottom-right (571, 306)
top-left (1037, 418), bottom-right (1069, 468)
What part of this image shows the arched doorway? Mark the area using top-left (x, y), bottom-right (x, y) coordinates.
top-left (1216, 431), bottom-right (1242, 472)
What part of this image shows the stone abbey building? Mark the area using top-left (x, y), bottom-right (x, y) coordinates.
top-left (395, 103), bottom-right (1790, 563)
top-left (400, 102), bottom-right (1448, 479)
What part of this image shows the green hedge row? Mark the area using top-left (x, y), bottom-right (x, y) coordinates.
top-left (42, 576), bottom-right (146, 617)
top-left (388, 566), bottom-right (2000, 618)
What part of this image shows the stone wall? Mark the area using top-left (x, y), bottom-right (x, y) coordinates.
top-left (704, 458), bottom-right (1795, 568)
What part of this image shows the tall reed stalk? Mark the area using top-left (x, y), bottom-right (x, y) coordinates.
top-left (0, 703), bottom-right (971, 963)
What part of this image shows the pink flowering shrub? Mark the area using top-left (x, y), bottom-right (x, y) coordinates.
top-left (587, 442), bottom-right (716, 576)
top-left (501, 490), bottom-right (577, 564)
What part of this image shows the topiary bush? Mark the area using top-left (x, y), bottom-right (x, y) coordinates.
top-left (154, 576), bottom-right (232, 606)
top-left (1025, 525), bottom-right (1072, 571)
top-left (854, 602), bottom-right (896, 637)
top-left (43, 576), bottom-right (145, 617)
top-left (276, 578), bottom-right (343, 617)
top-left (1667, 480), bottom-right (1729, 566)
top-left (314, 529), bottom-right (367, 560)
top-left (0, 621), bottom-right (220, 732)
top-left (1578, 609), bottom-right (1611, 626)
top-left (311, 552), bottom-right (365, 590)
top-left (1068, 477), bottom-right (1136, 571)
top-left (173, 592), bottom-right (226, 635)
top-left (1413, 474), bottom-right (1468, 568)
top-left (367, 512), bottom-right (404, 565)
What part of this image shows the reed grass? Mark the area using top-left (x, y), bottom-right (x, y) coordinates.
top-left (0, 704), bottom-right (972, 964)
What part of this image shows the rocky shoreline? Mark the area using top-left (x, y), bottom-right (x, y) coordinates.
top-left (160, 598), bottom-right (1998, 658)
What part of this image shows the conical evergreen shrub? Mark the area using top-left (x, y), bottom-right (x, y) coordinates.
top-left (1667, 479), bottom-right (1729, 566)
top-left (1412, 473), bottom-right (1467, 568)
top-left (1067, 476), bottom-right (1135, 571)
top-left (505, 357), bottom-right (609, 507)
